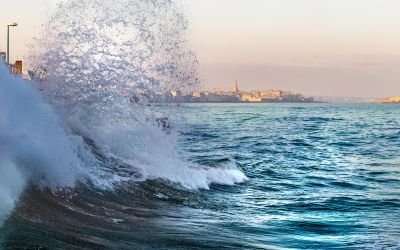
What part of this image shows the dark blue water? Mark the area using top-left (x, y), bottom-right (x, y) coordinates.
top-left (173, 103), bottom-right (400, 249)
top-left (1, 103), bottom-right (399, 249)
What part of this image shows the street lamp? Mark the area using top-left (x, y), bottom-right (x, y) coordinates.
top-left (7, 22), bottom-right (18, 64)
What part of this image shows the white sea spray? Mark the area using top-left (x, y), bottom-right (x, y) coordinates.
top-left (0, 1), bottom-right (247, 227)
top-left (0, 63), bottom-right (82, 224)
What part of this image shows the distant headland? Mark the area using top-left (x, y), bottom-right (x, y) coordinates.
top-left (374, 97), bottom-right (400, 104)
top-left (154, 81), bottom-right (318, 103)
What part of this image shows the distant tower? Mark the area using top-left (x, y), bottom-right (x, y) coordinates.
top-left (233, 80), bottom-right (239, 94)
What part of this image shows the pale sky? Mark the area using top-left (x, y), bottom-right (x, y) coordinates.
top-left (1, 0), bottom-right (399, 97)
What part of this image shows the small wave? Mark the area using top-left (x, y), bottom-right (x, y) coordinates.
top-left (328, 181), bottom-right (367, 190)
top-left (66, 106), bottom-right (248, 191)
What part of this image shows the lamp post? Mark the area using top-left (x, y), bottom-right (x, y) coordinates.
top-left (7, 22), bottom-right (18, 64)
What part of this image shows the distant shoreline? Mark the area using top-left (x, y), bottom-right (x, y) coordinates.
top-left (166, 101), bottom-right (325, 104)
top-left (152, 101), bottom-right (400, 105)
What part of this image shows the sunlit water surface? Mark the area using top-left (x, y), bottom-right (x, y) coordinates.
top-left (1, 103), bottom-right (399, 249)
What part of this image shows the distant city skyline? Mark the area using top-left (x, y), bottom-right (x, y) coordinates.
top-left (1, 0), bottom-right (399, 97)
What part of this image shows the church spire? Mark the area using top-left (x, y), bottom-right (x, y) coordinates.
top-left (233, 80), bottom-right (239, 93)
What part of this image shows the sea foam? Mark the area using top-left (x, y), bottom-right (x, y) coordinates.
top-left (26, 0), bottom-right (247, 191)
top-left (0, 0), bottom-right (248, 226)
top-left (0, 64), bottom-right (82, 224)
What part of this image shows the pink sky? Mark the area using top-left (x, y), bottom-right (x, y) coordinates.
top-left (1, 0), bottom-right (399, 97)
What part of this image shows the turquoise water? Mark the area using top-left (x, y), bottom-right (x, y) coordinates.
top-left (1, 103), bottom-right (400, 249)
top-left (172, 103), bottom-right (400, 249)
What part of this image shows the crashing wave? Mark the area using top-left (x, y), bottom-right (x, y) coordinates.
top-left (0, 63), bottom-right (82, 224)
top-left (0, 0), bottom-right (247, 226)
top-left (28, 0), bottom-right (200, 111)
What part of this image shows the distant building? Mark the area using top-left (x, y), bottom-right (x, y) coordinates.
top-left (233, 80), bottom-right (239, 94)
top-left (169, 90), bottom-right (185, 102)
top-left (379, 97), bottom-right (400, 103)
top-left (192, 91), bottom-right (203, 98)
top-left (170, 90), bottom-right (182, 97)
top-left (153, 80), bottom-right (316, 103)
top-left (241, 89), bottom-right (314, 103)
top-left (261, 90), bottom-right (282, 98)
top-left (13, 60), bottom-right (23, 75)
top-left (387, 97), bottom-right (400, 103)
top-left (242, 95), bottom-right (262, 102)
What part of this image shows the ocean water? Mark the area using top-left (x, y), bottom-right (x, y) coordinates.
top-left (1, 1), bottom-right (399, 248)
top-left (1, 103), bottom-right (399, 249)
